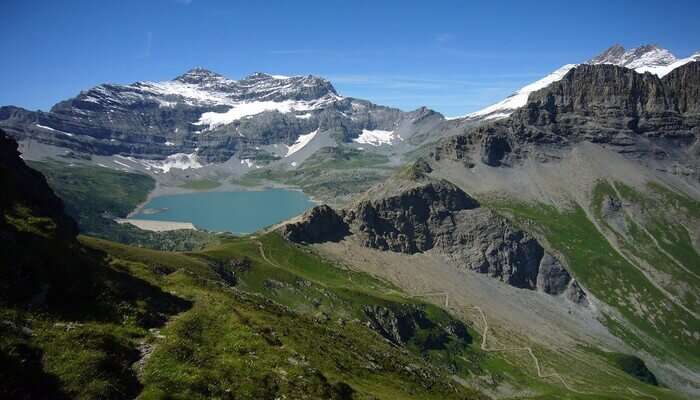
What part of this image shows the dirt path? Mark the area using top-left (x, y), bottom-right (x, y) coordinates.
top-left (257, 242), bottom-right (660, 400)
top-left (255, 240), bottom-right (282, 268)
top-left (410, 292), bottom-right (657, 400)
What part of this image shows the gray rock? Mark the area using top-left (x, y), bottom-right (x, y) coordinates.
top-left (283, 173), bottom-right (587, 304)
top-left (280, 205), bottom-right (349, 243)
top-left (345, 180), bottom-right (479, 253)
top-left (434, 62), bottom-right (700, 181)
top-left (536, 254), bottom-right (572, 295)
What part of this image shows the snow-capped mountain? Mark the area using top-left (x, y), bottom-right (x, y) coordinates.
top-left (0, 68), bottom-right (444, 172)
top-left (465, 44), bottom-right (700, 121)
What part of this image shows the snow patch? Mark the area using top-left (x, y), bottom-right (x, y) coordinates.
top-left (240, 159), bottom-right (255, 168)
top-left (36, 124), bottom-right (75, 137)
top-left (286, 129), bottom-right (318, 156)
top-left (195, 100), bottom-right (315, 129)
top-left (353, 129), bottom-right (402, 146)
top-left (164, 141), bottom-right (175, 146)
top-left (116, 153), bottom-right (203, 173)
top-left (113, 160), bottom-right (133, 169)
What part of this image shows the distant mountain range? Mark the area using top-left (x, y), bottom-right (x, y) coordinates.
top-left (464, 44), bottom-right (700, 121)
top-left (0, 68), bottom-right (444, 173)
top-left (2, 43), bottom-right (696, 178)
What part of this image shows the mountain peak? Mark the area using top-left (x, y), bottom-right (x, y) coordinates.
top-left (589, 44), bottom-right (626, 64)
top-left (174, 67), bottom-right (227, 84)
top-left (589, 44), bottom-right (677, 68)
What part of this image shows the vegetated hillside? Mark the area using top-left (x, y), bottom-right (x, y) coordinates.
top-left (280, 162), bottom-right (693, 399)
top-left (1, 129), bottom-right (490, 399)
top-left (27, 159), bottom-right (224, 251)
top-left (279, 63), bottom-right (700, 398)
top-left (427, 63), bottom-right (700, 393)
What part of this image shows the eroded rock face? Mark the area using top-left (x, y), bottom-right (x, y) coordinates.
top-left (346, 181), bottom-right (479, 253)
top-left (283, 177), bottom-right (588, 304)
top-left (434, 62), bottom-right (700, 180)
top-left (536, 254), bottom-right (572, 295)
top-left (280, 205), bottom-right (349, 243)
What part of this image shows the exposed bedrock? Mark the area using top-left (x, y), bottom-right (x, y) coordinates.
top-left (282, 178), bottom-right (587, 304)
top-left (432, 62), bottom-right (700, 180)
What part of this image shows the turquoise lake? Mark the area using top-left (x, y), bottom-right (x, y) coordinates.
top-left (131, 189), bottom-right (315, 234)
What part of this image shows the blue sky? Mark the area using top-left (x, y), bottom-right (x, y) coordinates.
top-left (2, 0), bottom-right (699, 117)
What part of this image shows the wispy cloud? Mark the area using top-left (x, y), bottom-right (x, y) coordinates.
top-left (175, 0), bottom-right (192, 5)
top-left (138, 31), bottom-right (153, 59)
top-left (324, 73), bottom-right (544, 117)
top-left (327, 73), bottom-right (542, 89)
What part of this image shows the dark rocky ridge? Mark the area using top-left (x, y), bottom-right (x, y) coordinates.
top-left (282, 176), bottom-right (587, 303)
top-left (0, 129), bottom-right (78, 242)
top-left (434, 62), bottom-right (700, 179)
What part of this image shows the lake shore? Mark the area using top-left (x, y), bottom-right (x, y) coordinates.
top-left (115, 218), bottom-right (196, 232)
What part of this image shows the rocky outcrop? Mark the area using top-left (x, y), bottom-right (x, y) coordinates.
top-left (664, 60), bottom-right (700, 114)
top-left (362, 304), bottom-right (472, 348)
top-left (536, 254), bottom-right (572, 295)
top-left (346, 180), bottom-right (479, 253)
top-left (280, 205), bottom-right (349, 243)
top-left (283, 173), bottom-right (588, 304)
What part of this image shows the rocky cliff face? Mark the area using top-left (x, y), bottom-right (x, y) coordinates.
top-left (435, 62), bottom-right (700, 180)
top-left (282, 174), bottom-right (587, 303)
top-left (346, 181), bottom-right (479, 253)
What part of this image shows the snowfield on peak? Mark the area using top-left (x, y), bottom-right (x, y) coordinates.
top-left (352, 129), bottom-right (402, 146)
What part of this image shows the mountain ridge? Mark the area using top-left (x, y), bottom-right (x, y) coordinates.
top-left (464, 44), bottom-right (700, 121)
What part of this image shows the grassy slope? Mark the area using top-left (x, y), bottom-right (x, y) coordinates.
top-left (3, 217), bottom-right (679, 399)
top-left (89, 234), bottom-right (686, 399)
top-left (487, 182), bottom-right (700, 369)
top-left (27, 160), bottom-right (155, 222)
top-left (178, 179), bottom-right (221, 190)
top-left (80, 234), bottom-right (489, 400)
top-left (6, 156), bottom-right (688, 398)
top-left (1, 208), bottom-right (191, 399)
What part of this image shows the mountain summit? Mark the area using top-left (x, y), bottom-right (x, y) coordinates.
top-left (589, 44), bottom-right (677, 68)
top-left (465, 44), bottom-right (700, 121)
